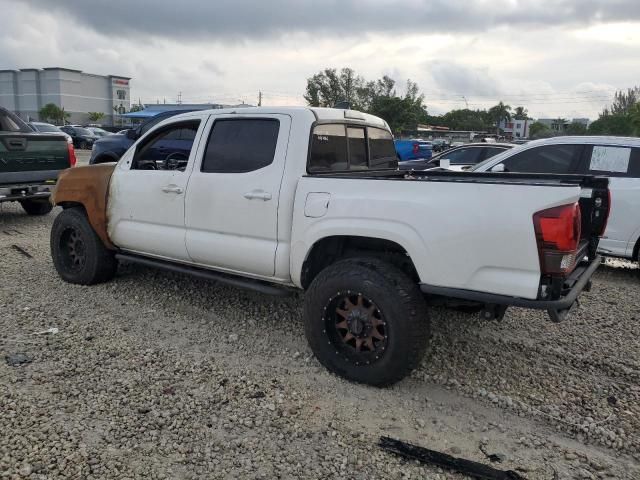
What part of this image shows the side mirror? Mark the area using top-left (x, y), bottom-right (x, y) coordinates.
top-left (491, 163), bottom-right (505, 172)
top-left (125, 129), bottom-right (139, 140)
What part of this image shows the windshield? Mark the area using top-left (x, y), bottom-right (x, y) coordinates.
top-left (469, 147), bottom-right (517, 171)
top-left (35, 123), bottom-right (62, 133)
top-left (75, 127), bottom-right (93, 136)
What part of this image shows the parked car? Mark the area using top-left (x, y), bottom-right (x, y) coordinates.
top-left (431, 139), bottom-right (450, 152)
top-left (422, 143), bottom-right (514, 170)
top-left (471, 136), bottom-right (640, 263)
top-left (50, 107), bottom-right (608, 386)
top-left (394, 138), bottom-right (433, 161)
top-left (59, 125), bottom-right (99, 149)
top-left (86, 127), bottom-right (112, 137)
top-left (0, 107), bottom-right (76, 215)
top-left (89, 109), bottom-right (204, 164)
top-left (28, 121), bottom-right (73, 143)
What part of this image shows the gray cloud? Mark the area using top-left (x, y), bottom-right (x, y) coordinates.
top-left (429, 61), bottom-right (499, 97)
top-left (14, 0), bottom-right (640, 42)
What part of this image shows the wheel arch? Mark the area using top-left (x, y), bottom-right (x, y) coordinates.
top-left (298, 235), bottom-right (420, 290)
top-left (51, 163), bottom-right (117, 249)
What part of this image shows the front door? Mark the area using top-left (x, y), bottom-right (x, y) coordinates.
top-left (108, 116), bottom-right (207, 262)
top-left (184, 114), bottom-right (291, 277)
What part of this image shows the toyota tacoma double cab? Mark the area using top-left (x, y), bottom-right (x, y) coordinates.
top-left (49, 107), bottom-right (609, 386)
top-left (1, 107), bottom-right (76, 215)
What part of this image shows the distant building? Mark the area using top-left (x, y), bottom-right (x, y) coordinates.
top-left (537, 117), bottom-right (591, 131)
top-left (0, 67), bottom-right (130, 125)
top-left (500, 119), bottom-right (534, 138)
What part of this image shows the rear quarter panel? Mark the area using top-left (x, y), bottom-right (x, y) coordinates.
top-left (291, 176), bottom-right (581, 299)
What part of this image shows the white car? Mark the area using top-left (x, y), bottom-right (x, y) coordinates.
top-left (49, 108), bottom-right (609, 386)
top-left (471, 136), bottom-right (640, 263)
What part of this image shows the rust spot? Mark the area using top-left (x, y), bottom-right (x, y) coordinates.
top-left (51, 163), bottom-right (116, 249)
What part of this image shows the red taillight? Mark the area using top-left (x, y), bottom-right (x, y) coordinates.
top-left (533, 203), bottom-right (581, 275)
top-left (67, 141), bottom-right (77, 167)
top-left (412, 143), bottom-right (419, 154)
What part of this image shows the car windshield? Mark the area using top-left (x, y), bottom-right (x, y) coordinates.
top-left (35, 123), bottom-right (61, 133)
top-left (75, 127), bottom-right (93, 136)
top-left (470, 148), bottom-right (516, 171)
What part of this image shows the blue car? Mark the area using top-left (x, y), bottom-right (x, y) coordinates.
top-left (394, 139), bottom-right (433, 162)
top-left (89, 109), bottom-right (205, 165)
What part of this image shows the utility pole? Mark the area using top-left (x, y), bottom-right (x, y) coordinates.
top-left (177, 92), bottom-right (182, 104)
top-left (258, 91), bottom-right (262, 107)
top-left (461, 96), bottom-right (469, 109)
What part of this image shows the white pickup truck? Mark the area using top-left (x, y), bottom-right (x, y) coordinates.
top-left (50, 107), bottom-right (609, 386)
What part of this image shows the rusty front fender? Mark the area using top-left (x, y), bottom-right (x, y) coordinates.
top-left (51, 163), bottom-right (116, 249)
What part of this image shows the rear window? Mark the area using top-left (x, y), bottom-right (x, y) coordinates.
top-left (309, 124), bottom-right (397, 172)
top-left (369, 128), bottom-right (397, 168)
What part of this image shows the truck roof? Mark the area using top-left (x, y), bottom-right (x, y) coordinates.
top-left (165, 106), bottom-right (389, 129)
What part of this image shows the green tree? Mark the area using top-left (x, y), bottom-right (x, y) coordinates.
top-left (488, 101), bottom-right (512, 134)
top-left (39, 103), bottom-right (69, 124)
top-left (304, 68), bottom-right (428, 132)
top-left (630, 103), bottom-right (640, 136)
top-left (566, 121), bottom-right (587, 135)
top-left (437, 108), bottom-right (492, 131)
top-left (609, 87), bottom-right (640, 115)
top-left (529, 121), bottom-right (551, 139)
top-left (513, 106), bottom-right (529, 120)
top-left (588, 113), bottom-right (634, 136)
top-left (87, 112), bottom-right (105, 122)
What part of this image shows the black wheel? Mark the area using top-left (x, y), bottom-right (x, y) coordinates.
top-left (50, 208), bottom-right (117, 285)
top-left (304, 257), bottom-right (430, 386)
top-left (20, 199), bottom-right (53, 216)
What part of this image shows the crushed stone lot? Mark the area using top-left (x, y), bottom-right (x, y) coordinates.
top-left (1, 203), bottom-right (640, 480)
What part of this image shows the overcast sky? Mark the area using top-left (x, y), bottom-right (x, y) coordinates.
top-left (3, 0), bottom-right (640, 119)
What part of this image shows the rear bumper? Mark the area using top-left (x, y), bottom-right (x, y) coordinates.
top-left (0, 184), bottom-right (54, 202)
top-left (420, 256), bottom-right (602, 319)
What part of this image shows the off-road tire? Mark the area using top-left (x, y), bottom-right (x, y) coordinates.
top-left (20, 199), bottom-right (53, 216)
top-left (50, 207), bottom-right (117, 285)
top-left (304, 257), bottom-right (430, 386)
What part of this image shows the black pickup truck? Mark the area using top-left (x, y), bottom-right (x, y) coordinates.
top-left (0, 107), bottom-right (75, 215)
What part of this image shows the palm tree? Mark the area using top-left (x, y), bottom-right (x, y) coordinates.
top-left (513, 106), bottom-right (528, 120)
top-left (488, 101), bottom-right (512, 135)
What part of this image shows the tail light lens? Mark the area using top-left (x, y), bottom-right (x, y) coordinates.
top-left (67, 141), bottom-right (77, 167)
top-left (533, 203), bottom-right (581, 275)
top-left (412, 143), bottom-right (419, 155)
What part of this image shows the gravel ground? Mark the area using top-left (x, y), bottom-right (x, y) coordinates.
top-left (1, 202), bottom-right (639, 479)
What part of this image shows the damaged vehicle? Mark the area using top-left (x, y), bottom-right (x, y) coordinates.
top-left (49, 107), bottom-right (609, 386)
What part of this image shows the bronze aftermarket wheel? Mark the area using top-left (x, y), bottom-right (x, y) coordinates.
top-left (304, 257), bottom-right (430, 386)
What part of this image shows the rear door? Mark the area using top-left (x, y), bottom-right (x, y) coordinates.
top-left (575, 144), bottom-right (640, 256)
top-left (184, 114), bottom-right (291, 277)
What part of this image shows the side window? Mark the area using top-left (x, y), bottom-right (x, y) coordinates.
top-left (202, 119), bottom-right (279, 173)
top-left (501, 144), bottom-right (582, 174)
top-left (309, 124), bottom-right (348, 172)
top-left (131, 120), bottom-right (200, 171)
top-left (482, 147), bottom-right (507, 161)
top-left (583, 145), bottom-right (640, 178)
top-left (368, 127), bottom-right (397, 169)
top-left (347, 127), bottom-right (367, 169)
top-left (444, 147), bottom-right (482, 164)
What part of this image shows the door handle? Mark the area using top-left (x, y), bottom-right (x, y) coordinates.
top-left (243, 190), bottom-right (272, 201)
top-left (161, 185), bottom-right (183, 194)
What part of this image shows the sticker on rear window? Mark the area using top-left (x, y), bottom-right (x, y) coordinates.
top-left (589, 146), bottom-right (631, 173)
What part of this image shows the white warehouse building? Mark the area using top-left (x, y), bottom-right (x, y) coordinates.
top-left (0, 67), bottom-right (130, 125)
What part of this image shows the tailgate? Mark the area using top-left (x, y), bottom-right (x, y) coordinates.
top-left (0, 133), bottom-right (69, 179)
